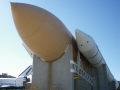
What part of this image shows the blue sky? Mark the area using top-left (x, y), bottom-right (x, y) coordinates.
top-left (0, 0), bottom-right (120, 81)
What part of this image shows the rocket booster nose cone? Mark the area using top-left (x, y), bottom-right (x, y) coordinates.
top-left (75, 29), bottom-right (87, 39)
top-left (75, 29), bottom-right (88, 41)
top-left (75, 29), bottom-right (95, 52)
top-left (75, 29), bottom-right (79, 33)
top-left (10, 2), bottom-right (18, 9)
top-left (75, 29), bottom-right (99, 59)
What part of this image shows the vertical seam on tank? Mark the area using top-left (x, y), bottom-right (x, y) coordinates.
top-left (22, 12), bottom-right (48, 38)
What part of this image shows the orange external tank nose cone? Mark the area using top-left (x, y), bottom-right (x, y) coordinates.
top-left (11, 2), bottom-right (77, 62)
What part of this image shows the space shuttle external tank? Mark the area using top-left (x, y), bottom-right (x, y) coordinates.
top-left (10, 2), bottom-right (78, 62)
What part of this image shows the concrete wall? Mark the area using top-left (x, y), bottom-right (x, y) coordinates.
top-left (74, 64), bottom-right (116, 90)
top-left (32, 44), bottom-right (74, 90)
top-left (32, 44), bottom-right (116, 90)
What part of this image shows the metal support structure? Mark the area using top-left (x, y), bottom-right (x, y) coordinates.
top-left (70, 60), bottom-right (93, 85)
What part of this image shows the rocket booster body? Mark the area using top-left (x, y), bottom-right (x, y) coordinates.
top-left (75, 29), bottom-right (119, 89)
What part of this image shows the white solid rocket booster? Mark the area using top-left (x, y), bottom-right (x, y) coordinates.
top-left (75, 29), bottom-right (119, 89)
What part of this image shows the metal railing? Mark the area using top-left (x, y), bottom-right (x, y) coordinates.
top-left (70, 60), bottom-right (93, 85)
